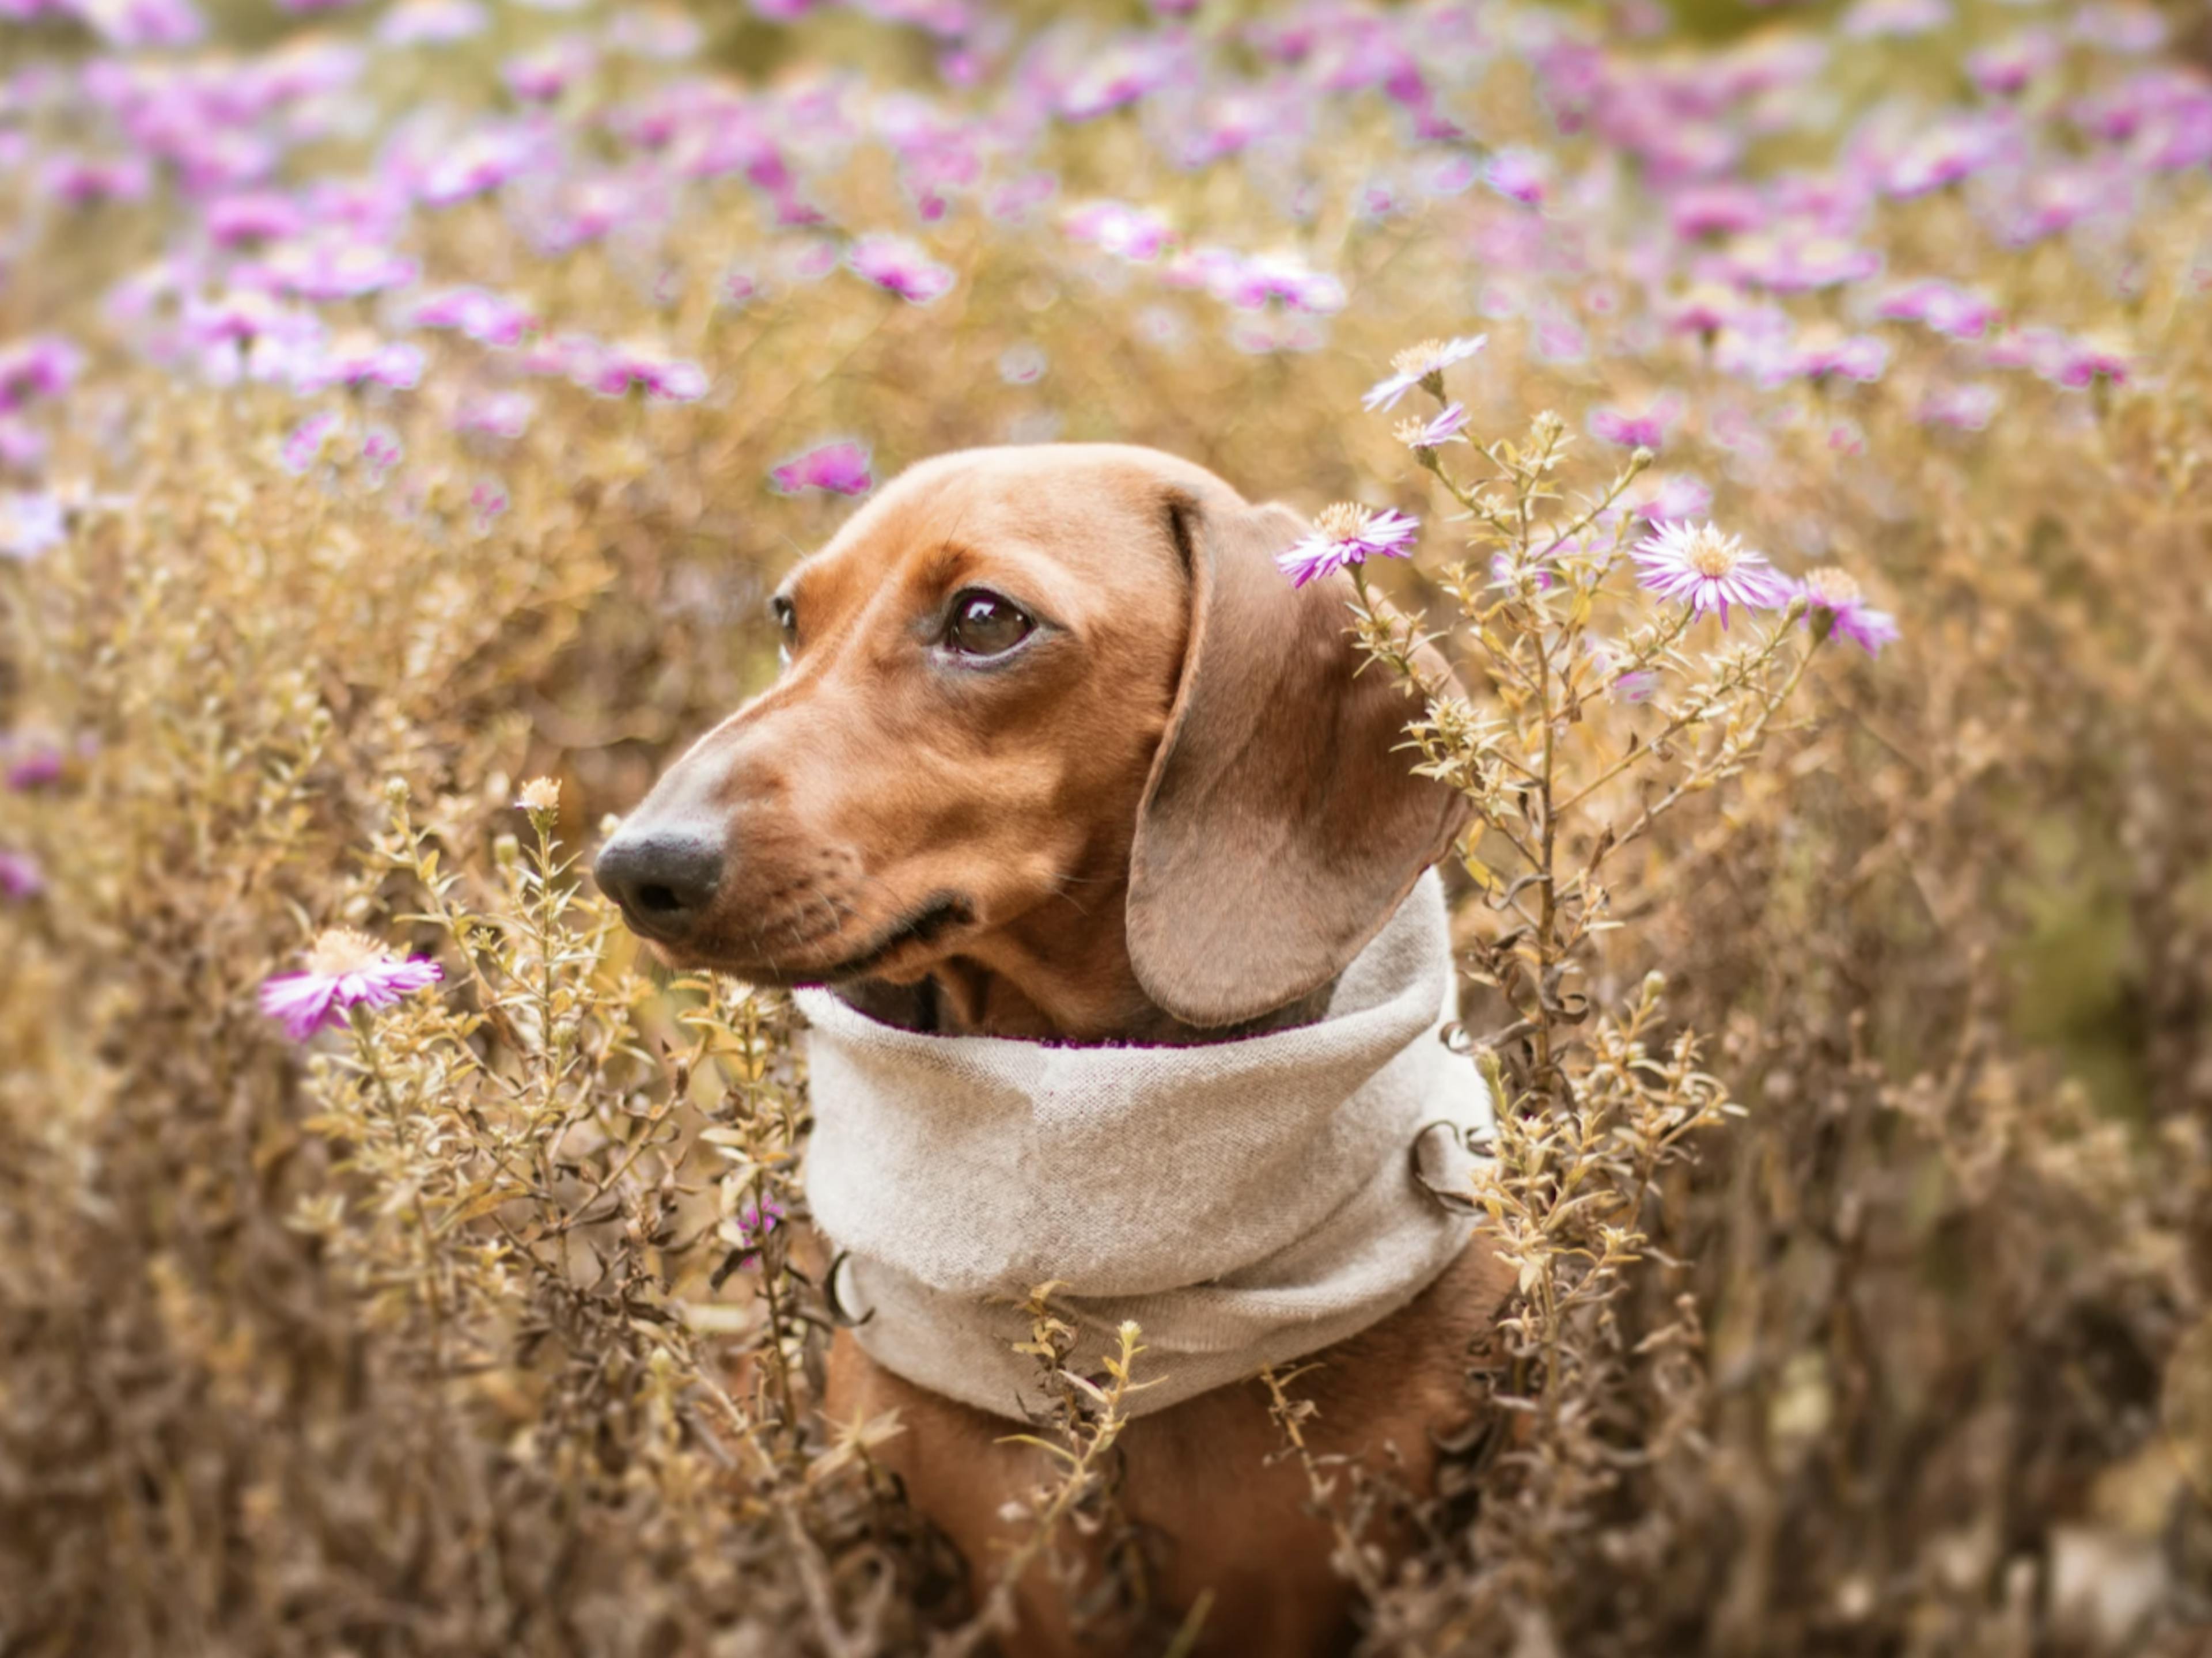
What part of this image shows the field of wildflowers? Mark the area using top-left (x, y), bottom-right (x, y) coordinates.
top-left (2, 0), bottom-right (2211, 1651)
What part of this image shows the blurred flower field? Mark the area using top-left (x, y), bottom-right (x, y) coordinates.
top-left (2, 0), bottom-right (2211, 1652)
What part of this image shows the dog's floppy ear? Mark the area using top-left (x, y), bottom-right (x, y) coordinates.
top-left (1127, 490), bottom-right (1472, 1028)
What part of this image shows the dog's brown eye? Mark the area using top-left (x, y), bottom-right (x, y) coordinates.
top-left (944, 590), bottom-right (1034, 658)
top-left (770, 594), bottom-right (796, 640)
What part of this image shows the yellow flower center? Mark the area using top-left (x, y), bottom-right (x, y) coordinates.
top-left (1391, 339), bottom-right (1447, 376)
top-left (306, 927), bottom-right (391, 978)
top-left (1684, 527), bottom-right (1746, 580)
top-left (1314, 502), bottom-right (1370, 541)
top-left (1805, 566), bottom-right (1862, 607)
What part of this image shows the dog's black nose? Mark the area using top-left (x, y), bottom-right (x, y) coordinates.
top-left (595, 828), bottom-right (724, 939)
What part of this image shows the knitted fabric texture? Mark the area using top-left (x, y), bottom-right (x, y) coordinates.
top-left (796, 870), bottom-right (1494, 1421)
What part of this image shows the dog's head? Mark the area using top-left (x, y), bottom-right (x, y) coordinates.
top-left (596, 443), bottom-right (1467, 1034)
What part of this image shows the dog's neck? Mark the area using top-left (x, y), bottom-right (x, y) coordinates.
top-left (837, 877), bottom-right (1329, 1045)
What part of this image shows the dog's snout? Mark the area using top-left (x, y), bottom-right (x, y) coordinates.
top-left (595, 828), bottom-right (724, 938)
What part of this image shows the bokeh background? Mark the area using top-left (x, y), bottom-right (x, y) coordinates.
top-left (1, 0), bottom-right (2210, 1652)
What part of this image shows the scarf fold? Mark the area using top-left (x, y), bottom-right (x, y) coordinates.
top-left (796, 870), bottom-right (1493, 1421)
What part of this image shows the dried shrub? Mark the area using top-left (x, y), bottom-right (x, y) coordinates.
top-left (0, 2), bottom-right (2207, 1655)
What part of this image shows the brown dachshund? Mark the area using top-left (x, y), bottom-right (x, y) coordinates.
top-left (597, 445), bottom-right (1510, 1656)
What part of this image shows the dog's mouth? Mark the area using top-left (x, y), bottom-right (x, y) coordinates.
top-left (638, 891), bottom-right (977, 984)
top-left (814, 893), bottom-right (976, 981)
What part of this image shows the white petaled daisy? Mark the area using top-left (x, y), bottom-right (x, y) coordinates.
top-left (1362, 334), bottom-right (1487, 411)
top-left (1631, 521), bottom-right (1791, 627)
top-left (1276, 503), bottom-right (1421, 589)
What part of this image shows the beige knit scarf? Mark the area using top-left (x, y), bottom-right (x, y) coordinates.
top-left (795, 871), bottom-right (1493, 1422)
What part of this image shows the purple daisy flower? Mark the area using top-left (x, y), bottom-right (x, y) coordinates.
top-left (377, 0), bottom-right (489, 44)
top-left (1209, 253), bottom-right (1344, 316)
top-left (607, 8), bottom-right (702, 58)
top-left (1874, 280), bottom-right (2000, 341)
top-left (1586, 638), bottom-right (1660, 704)
top-left (1483, 148), bottom-right (1550, 207)
top-left (2047, 337), bottom-right (2130, 391)
top-left (1732, 234), bottom-right (1883, 295)
top-left (2073, 4), bottom-right (2166, 54)
top-left (1883, 116), bottom-right (2015, 199)
top-left (1665, 283), bottom-right (1752, 339)
top-left (502, 35), bottom-right (598, 103)
top-left (204, 192), bottom-right (309, 248)
top-left (361, 428), bottom-right (403, 472)
top-left (181, 290), bottom-right (321, 352)
top-left (1635, 473), bottom-right (1715, 524)
top-left (575, 344), bottom-right (710, 403)
top-left (454, 390), bottom-right (535, 441)
top-left (0, 335), bottom-right (82, 412)
top-left (5, 733), bottom-right (65, 791)
top-left (0, 849), bottom-right (41, 901)
top-left (0, 490), bottom-right (65, 560)
top-left (255, 234), bottom-right (420, 305)
top-left (846, 234), bottom-right (955, 304)
top-left (770, 439), bottom-right (873, 498)
top-left (1967, 29), bottom-right (2060, 98)
top-left (417, 121), bottom-right (551, 207)
top-left (411, 287), bottom-right (537, 348)
top-left (0, 419), bottom-right (48, 474)
top-left (1781, 330), bottom-right (1891, 386)
top-left (1669, 183), bottom-right (1767, 239)
top-left (1916, 383), bottom-right (2000, 431)
top-left (281, 410), bottom-right (345, 476)
top-left (1589, 394), bottom-right (1682, 451)
top-left (1362, 334), bottom-right (1487, 412)
top-left (1057, 39), bottom-right (1176, 122)
top-left (1994, 165), bottom-right (2119, 249)
top-left (1276, 503), bottom-right (1420, 589)
top-left (258, 928), bottom-right (444, 1042)
top-left (1985, 327), bottom-right (2069, 375)
top-left (42, 153), bottom-right (153, 208)
top-left (1063, 199), bottom-right (1175, 263)
top-left (1796, 568), bottom-right (1901, 657)
top-left (1842, 0), bottom-right (1949, 38)
top-left (729, 1199), bottom-right (786, 1267)
top-left (1396, 402), bottom-right (1469, 450)
top-left (290, 337), bottom-right (425, 396)
top-left (1632, 522), bottom-right (1790, 627)
top-left (81, 0), bottom-right (204, 45)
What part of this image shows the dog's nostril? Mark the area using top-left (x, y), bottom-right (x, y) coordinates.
top-left (595, 828), bottom-right (725, 936)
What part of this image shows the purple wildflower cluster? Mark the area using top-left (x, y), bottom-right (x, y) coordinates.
top-left (0, 7), bottom-right (1497, 510)
top-left (1624, 522), bottom-right (1897, 655)
top-left (0, 0), bottom-right (2186, 603)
